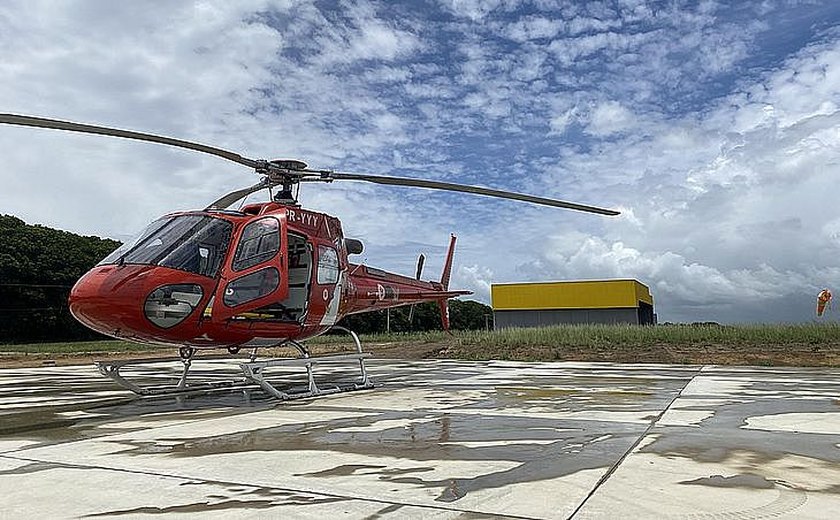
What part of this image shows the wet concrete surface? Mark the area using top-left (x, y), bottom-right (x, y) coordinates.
top-left (0, 360), bottom-right (838, 518)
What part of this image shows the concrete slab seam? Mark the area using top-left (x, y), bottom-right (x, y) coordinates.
top-left (1, 453), bottom-right (541, 520)
top-left (565, 365), bottom-right (705, 520)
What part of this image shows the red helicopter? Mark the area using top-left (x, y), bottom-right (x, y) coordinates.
top-left (0, 114), bottom-right (619, 399)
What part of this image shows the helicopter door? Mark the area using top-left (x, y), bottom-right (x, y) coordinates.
top-left (211, 215), bottom-right (288, 321)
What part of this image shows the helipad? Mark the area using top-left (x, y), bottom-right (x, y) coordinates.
top-left (1, 359), bottom-right (838, 518)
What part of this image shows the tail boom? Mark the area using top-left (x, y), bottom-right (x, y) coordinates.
top-left (343, 234), bottom-right (469, 328)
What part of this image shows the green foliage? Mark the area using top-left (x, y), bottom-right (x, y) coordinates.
top-left (8, 323), bottom-right (840, 363)
top-left (445, 322), bottom-right (840, 351)
top-left (336, 299), bottom-right (492, 334)
top-left (0, 215), bottom-right (121, 343)
top-left (311, 322), bottom-right (840, 350)
top-left (0, 213), bottom-right (491, 343)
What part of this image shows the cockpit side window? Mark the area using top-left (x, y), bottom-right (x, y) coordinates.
top-left (98, 217), bottom-right (170, 266)
top-left (232, 217), bottom-right (280, 271)
top-left (317, 245), bottom-right (339, 284)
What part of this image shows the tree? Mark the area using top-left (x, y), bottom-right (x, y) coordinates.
top-left (335, 299), bottom-right (492, 333)
top-left (0, 214), bottom-right (494, 341)
top-left (0, 215), bottom-right (121, 343)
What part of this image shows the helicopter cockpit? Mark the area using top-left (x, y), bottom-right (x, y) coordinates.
top-left (98, 214), bottom-right (234, 278)
top-left (68, 209), bottom-right (304, 349)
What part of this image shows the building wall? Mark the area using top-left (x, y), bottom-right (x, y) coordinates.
top-left (492, 279), bottom-right (653, 311)
top-left (493, 308), bottom-right (642, 328)
top-left (490, 279), bottom-right (656, 328)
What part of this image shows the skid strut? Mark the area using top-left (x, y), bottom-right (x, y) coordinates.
top-left (240, 327), bottom-right (376, 400)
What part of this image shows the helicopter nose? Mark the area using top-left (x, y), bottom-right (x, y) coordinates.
top-left (69, 265), bottom-right (155, 338)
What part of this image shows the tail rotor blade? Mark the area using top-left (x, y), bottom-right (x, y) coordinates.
top-left (415, 254), bottom-right (426, 280)
top-left (408, 253), bottom-right (426, 325)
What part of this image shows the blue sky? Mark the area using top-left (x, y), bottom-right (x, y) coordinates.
top-left (2, 1), bottom-right (840, 323)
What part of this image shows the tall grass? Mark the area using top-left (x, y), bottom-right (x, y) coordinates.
top-left (448, 323), bottom-right (840, 348)
top-left (4, 323), bottom-right (840, 354)
top-left (315, 323), bottom-right (840, 347)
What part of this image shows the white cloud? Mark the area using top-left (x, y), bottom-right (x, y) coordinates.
top-left (2, 0), bottom-right (840, 324)
top-left (548, 106), bottom-right (577, 134)
top-left (504, 16), bottom-right (564, 42)
top-left (584, 101), bottom-right (635, 136)
top-left (438, 0), bottom-right (523, 21)
top-left (456, 264), bottom-right (495, 301)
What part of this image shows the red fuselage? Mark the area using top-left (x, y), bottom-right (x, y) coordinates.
top-left (69, 202), bottom-right (468, 349)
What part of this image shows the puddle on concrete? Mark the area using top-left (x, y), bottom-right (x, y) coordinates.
top-left (83, 481), bottom-right (348, 517)
top-left (111, 407), bottom-right (648, 502)
top-left (57, 368), bottom-right (697, 503)
top-left (680, 473), bottom-right (776, 489)
top-left (642, 397), bottom-right (840, 467)
top-left (0, 460), bottom-right (64, 476)
top-left (296, 464), bottom-right (387, 477)
top-left (640, 377), bottom-right (840, 499)
top-left (365, 503), bottom-right (404, 519)
top-left (0, 389), bottom-right (276, 449)
top-left (296, 464), bottom-right (436, 478)
top-left (84, 499), bottom-right (288, 516)
top-left (673, 478), bottom-right (809, 519)
top-left (1, 362), bottom-right (700, 504)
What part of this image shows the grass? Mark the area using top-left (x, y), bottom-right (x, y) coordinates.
top-left (436, 323), bottom-right (840, 364)
top-left (0, 340), bottom-right (152, 354)
top-left (4, 323), bottom-right (840, 366)
top-left (449, 322), bottom-right (840, 348)
top-left (317, 322), bottom-right (840, 347)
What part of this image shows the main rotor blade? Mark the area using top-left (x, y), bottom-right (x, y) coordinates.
top-left (0, 113), bottom-right (259, 169)
top-left (325, 172), bottom-right (620, 215)
top-left (206, 179), bottom-right (274, 210)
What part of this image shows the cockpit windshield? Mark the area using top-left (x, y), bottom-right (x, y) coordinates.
top-left (98, 215), bottom-right (233, 278)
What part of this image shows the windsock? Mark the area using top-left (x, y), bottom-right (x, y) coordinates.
top-left (817, 289), bottom-right (832, 316)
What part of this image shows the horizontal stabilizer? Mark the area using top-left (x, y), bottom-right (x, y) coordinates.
top-left (396, 289), bottom-right (472, 301)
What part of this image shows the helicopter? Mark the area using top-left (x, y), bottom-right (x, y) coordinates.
top-left (0, 113), bottom-right (620, 399)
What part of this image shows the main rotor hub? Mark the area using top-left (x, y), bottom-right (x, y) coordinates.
top-left (259, 158), bottom-right (308, 186)
top-left (270, 159), bottom-right (307, 171)
top-left (258, 159), bottom-right (308, 205)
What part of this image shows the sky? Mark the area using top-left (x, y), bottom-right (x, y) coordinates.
top-left (2, 0), bottom-right (840, 323)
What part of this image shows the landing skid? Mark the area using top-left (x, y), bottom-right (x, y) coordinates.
top-left (95, 353), bottom-right (250, 396)
top-left (94, 327), bottom-right (376, 399)
top-left (240, 327), bottom-right (375, 400)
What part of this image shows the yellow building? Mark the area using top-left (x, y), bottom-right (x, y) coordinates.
top-left (491, 279), bottom-right (655, 328)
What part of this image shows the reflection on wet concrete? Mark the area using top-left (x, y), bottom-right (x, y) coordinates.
top-left (576, 366), bottom-right (840, 519)
top-left (681, 473), bottom-right (776, 489)
top-left (1, 361), bottom-right (838, 519)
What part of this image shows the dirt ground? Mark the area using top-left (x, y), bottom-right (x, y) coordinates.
top-left (2, 340), bottom-right (840, 369)
top-left (0, 342), bottom-right (441, 369)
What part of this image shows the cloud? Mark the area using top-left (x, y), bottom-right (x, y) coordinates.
top-left (584, 101), bottom-right (635, 136)
top-left (2, 0), bottom-right (840, 324)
